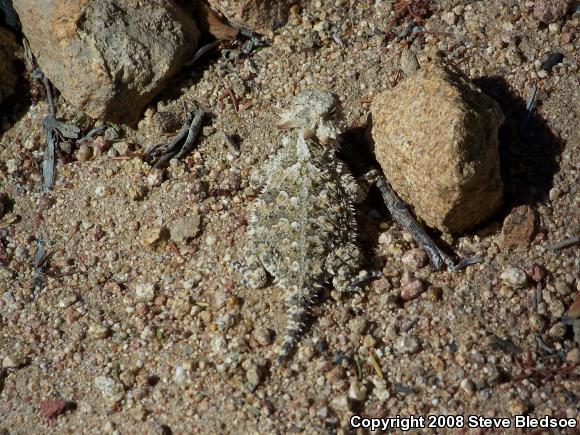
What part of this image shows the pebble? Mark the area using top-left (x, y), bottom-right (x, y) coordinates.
top-left (104, 127), bottom-right (121, 141)
top-left (500, 267), bottom-right (528, 288)
top-left (170, 297), bottom-right (191, 319)
top-left (174, 365), bottom-right (186, 385)
top-left (349, 317), bottom-right (369, 335)
top-left (146, 169), bottom-right (164, 187)
top-left (547, 322), bottom-right (566, 338)
top-left (2, 353), bottom-right (27, 369)
top-left (252, 327), bottom-right (274, 346)
top-left (142, 226), bottom-right (166, 247)
top-left (133, 282), bottom-right (156, 302)
top-left (170, 212), bottom-right (201, 243)
top-left (548, 187), bottom-right (561, 201)
top-left (529, 264), bottom-right (547, 283)
top-left (76, 144), bottom-right (92, 161)
top-left (459, 378), bottom-right (476, 394)
top-left (400, 277), bottom-right (425, 301)
top-left (246, 364), bottom-right (263, 387)
top-left (88, 323), bottom-right (109, 339)
top-left (94, 376), bottom-right (125, 403)
top-left (501, 205), bottom-right (536, 249)
top-left (566, 348), bottom-right (580, 364)
top-left (113, 141), bottom-right (132, 156)
top-left (348, 381), bottom-right (367, 402)
top-left (399, 48), bottom-right (420, 76)
top-left (205, 235), bottom-right (217, 246)
top-left (371, 378), bottom-right (391, 401)
top-left (507, 399), bottom-right (527, 416)
top-left (397, 335), bottom-right (420, 354)
top-left (401, 248), bottom-right (428, 269)
top-left (119, 370), bottom-right (135, 388)
top-left (6, 158), bottom-right (20, 174)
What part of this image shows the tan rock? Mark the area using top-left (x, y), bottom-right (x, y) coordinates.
top-left (371, 62), bottom-right (504, 234)
top-left (205, 0), bottom-right (293, 35)
top-left (501, 205), bottom-right (536, 249)
top-left (13, 0), bottom-right (200, 125)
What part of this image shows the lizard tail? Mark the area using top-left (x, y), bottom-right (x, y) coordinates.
top-left (276, 292), bottom-right (312, 364)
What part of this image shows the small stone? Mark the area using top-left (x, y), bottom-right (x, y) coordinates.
top-left (104, 127), bottom-right (121, 141)
top-left (253, 327), bottom-right (274, 346)
top-left (400, 48), bottom-right (420, 76)
top-left (533, 0), bottom-right (570, 24)
top-left (113, 141), bottom-right (133, 156)
top-left (530, 264), bottom-right (547, 282)
top-left (501, 205), bottom-right (536, 249)
top-left (349, 317), bottom-right (369, 335)
top-left (507, 399), bottom-right (527, 416)
top-left (459, 378), bottom-right (475, 394)
top-left (76, 144), bottom-right (92, 161)
top-left (170, 297), bottom-right (191, 319)
top-left (129, 184), bottom-right (148, 201)
top-left (401, 248), bottom-right (428, 270)
top-left (94, 376), bottom-right (125, 404)
top-left (372, 378), bottom-right (391, 401)
top-left (39, 398), bottom-right (67, 420)
top-left (174, 365), bottom-right (186, 384)
top-left (567, 292), bottom-right (580, 318)
top-left (170, 211), bottom-right (201, 243)
top-left (548, 187), bottom-right (561, 201)
top-left (547, 322), bottom-right (566, 338)
top-left (133, 282), bottom-right (156, 302)
top-left (397, 335), bottom-right (420, 354)
top-left (400, 276), bottom-right (425, 301)
top-left (142, 226), bottom-right (167, 247)
top-left (442, 11), bottom-right (458, 25)
top-left (119, 370), bottom-right (135, 388)
top-left (2, 353), bottom-right (27, 369)
top-left (500, 267), bottom-right (528, 288)
top-left (246, 364), bottom-right (263, 386)
top-left (88, 323), bottom-right (109, 339)
top-left (6, 158), bottom-right (20, 174)
top-left (566, 348), bottom-right (580, 364)
top-left (146, 169), bottom-right (164, 187)
top-left (205, 235), bottom-right (217, 246)
top-left (548, 22), bottom-right (561, 33)
top-left (505, 46), bottom-right (523, 66)
top-left (348, 381), bottom-right (367, 402)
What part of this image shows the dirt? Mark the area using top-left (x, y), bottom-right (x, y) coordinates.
top-left (0, 0), bottom-right (578, 433)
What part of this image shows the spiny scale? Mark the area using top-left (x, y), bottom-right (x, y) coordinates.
top-left (242, 90), bottom-right (365, 363)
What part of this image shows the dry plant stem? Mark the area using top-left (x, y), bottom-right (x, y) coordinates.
top-left (375, 175), bottom-right (454, 270)
top-left (147, 110), bottom-right (205, 168)
top-left (545, 236), bottom-right (580, 251)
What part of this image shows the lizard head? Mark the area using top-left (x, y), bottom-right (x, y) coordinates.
top-left (277, 90), bottom-right (343, 145)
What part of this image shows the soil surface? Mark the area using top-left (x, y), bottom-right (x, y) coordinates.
top-left (1, 0), bottom-right (578, 433)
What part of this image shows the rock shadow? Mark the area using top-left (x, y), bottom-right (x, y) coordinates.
top-left (474, 76), bottom-right (563, 208)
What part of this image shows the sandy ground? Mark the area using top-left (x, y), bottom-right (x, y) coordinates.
top-left (0, 0), bottom-right (579, 433)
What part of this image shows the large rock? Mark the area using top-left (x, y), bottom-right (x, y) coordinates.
top-left (13, 0), bottom-right (200, 124)
top-left (371, 62), bottom-right (504, 234)
top-left (0, 27), bottom-right (20, 106)
top-left (205, 0), bottom-right (293, 35)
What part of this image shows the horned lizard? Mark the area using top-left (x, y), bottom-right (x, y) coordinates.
top-left (238, 90), bottom-right (372, 362)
